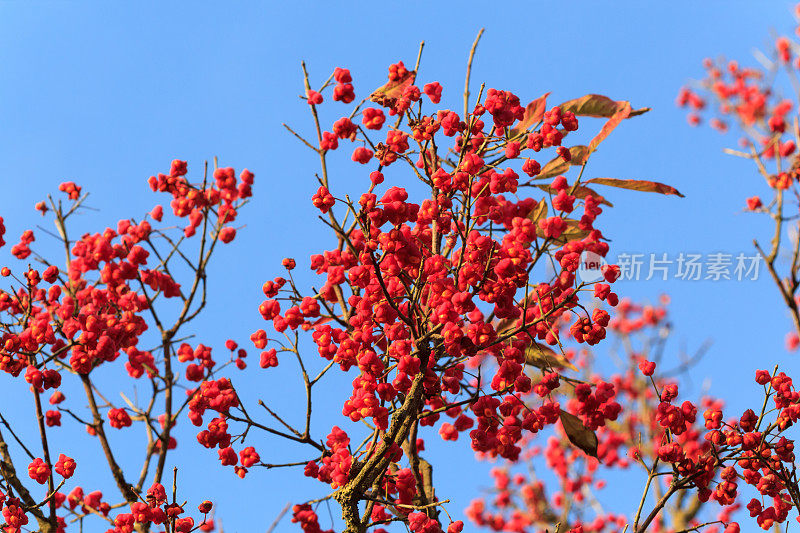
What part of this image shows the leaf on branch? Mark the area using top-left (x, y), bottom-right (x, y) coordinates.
top-left (536, 219), bottom-right (590, 245)
top-left (311, 316), bottom-right (337, 326)
top-left (589, 101), bottom-right (631, 154)
top-left (559, 94), bottom-right (650, 118)
top-left (534, 184), bottom-right (613, 207)
top-left (526, 198), bottom-right (548, 224)
top-left (495, 318), bottom-right (513, 335)
top-left (537, 146), bottom-right (589, 180)
top-left (584, 178), bottom-right (685, 198)
top-left (559, 410), bottom-right (598, 457)
top-left (510, 92), bottom-right (550, 136)
top-left (370, 70), bottom-right (417, 108)
top-left (525, 344), bottom-right (578, 372)
top-left (141, 362), bottom-right (159, 377)
top-left (496, 292), bottom-right (539, 334)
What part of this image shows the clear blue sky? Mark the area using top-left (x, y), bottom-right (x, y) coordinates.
top-left (0, 2), bottom-right (795, 531)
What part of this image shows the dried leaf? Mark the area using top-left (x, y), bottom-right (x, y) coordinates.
top-left (311, 316), bottom-right (337, 327)
top-left (584, 178), bottom-right (685, 198)
top-left (495, 318), bottom-right (514, 335)
top-left (538, 158), bottom-right (569, 182)
top-left (568, 145), bottom-right (590, 166)
top-left (559, 94), bottom-right (649, 118)
top-left (141, 362), bottom-right (158, 377)
top-left (369, 70), bottom-right (417, 108)
top-left (536, 219), bottom-right (590, 245)
top-left (537, 146), bottom-right (589, 180)
top-left (496, 293), bottom-right (536, 334)
top-left (534, 184), bottom-right (613, 207)
top-left (589, 101), bottom-right (631, 154)
top-left (511, 92), bottom-right (550, 136)
top-left (525, 344), bottom-right (578, 372)
top-left (559, 410), bottom-right (598, 457)
top-left (527, 198), bottom-right (548, 224)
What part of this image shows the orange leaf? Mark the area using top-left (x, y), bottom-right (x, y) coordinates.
top-left (584, 178), bottom-right (685, 198)
top-left (560, 94), bottom-right (649, 118)
top-left (536, 146), bottom-right (589, 180)
top-left (511, 92), bottom-right (550, 136)
top-left (536, 219), bottom-right (589, 245)
top-left (560, 410), bottom-right (598, 457)
top-left (311, 316), bottom-right (337, 327)
top-left (495, 318), bottom-right (514, 335)
top-left (589, 101), bottom-right (631, 154)
top-left (526, 198), bottom-right (548, 224)
top-left (525, 344), bottom-right (578, 372)
top-left (369, 70), bottom-right (417, 108)
top-left (534, 184), bottom-right (613, 207)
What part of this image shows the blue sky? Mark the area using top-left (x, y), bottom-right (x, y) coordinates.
top-left (0, 1), bottom-right (797, 531)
